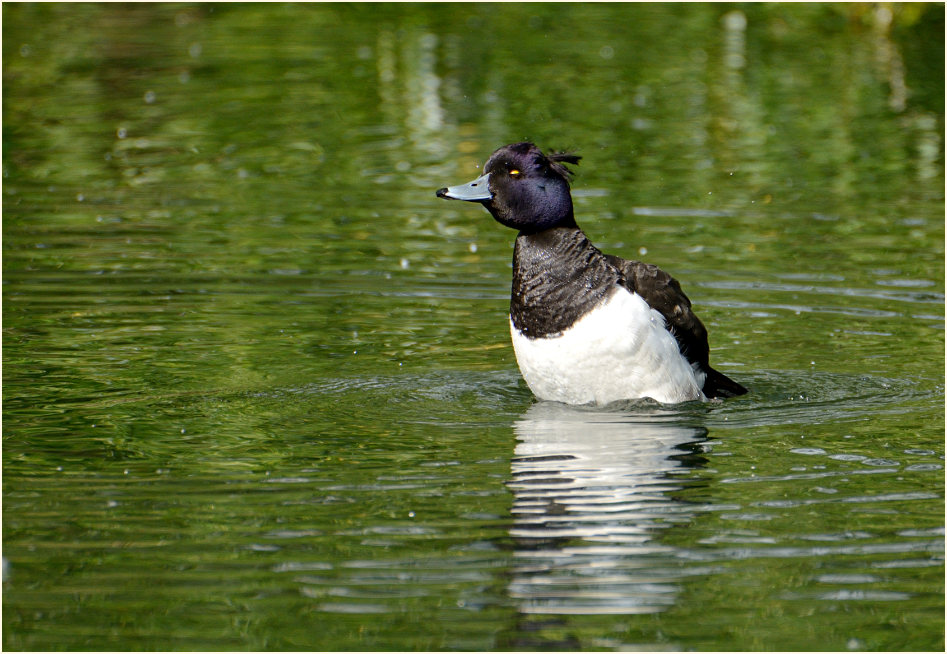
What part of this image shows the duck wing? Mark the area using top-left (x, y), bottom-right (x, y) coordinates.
top-left (606, 255), bottom-right (748, 398)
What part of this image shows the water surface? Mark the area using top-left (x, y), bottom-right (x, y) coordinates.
top-left (3, 3), bottom-right (944, 651)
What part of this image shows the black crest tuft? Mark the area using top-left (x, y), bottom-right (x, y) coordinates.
top-left (547, 150), bottom-right (581, 181)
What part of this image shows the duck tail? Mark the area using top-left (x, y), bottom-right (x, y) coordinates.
top-left (702, 367), bottom-right (748, 399)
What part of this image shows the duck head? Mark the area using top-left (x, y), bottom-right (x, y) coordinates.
top-left (436, 142), bottom-right (581, 232)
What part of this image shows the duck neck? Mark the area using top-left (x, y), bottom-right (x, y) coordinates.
top-left (522, 216), bottom-right (578, 235)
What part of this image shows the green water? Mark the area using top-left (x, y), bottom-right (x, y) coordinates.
top-left (3, 3), bottom-right (944, 651)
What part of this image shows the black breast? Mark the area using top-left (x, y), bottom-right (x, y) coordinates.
top-left (510, 227), bottom-right (621, 338)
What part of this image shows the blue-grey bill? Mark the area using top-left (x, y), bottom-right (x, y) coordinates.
top-left (436, 173), bottom-right (492, 201)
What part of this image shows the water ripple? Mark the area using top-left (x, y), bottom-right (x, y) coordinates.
top-left (706, 369), bottom-right (939, 428)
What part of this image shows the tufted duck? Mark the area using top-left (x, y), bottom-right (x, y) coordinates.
top-left (436, 142), bottom-right (747, 405)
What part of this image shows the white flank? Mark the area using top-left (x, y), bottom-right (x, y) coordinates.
top-left (510, 287), bottom-right (706, 405)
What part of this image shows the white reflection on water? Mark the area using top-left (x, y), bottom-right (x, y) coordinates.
top-left (508, 402), bottom-right (708, 615)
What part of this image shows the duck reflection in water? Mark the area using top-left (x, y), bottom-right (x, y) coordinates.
top-left (506, 402), bottom-right (709, 619)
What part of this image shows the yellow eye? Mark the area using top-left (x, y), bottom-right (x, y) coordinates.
top-left (510, 169), bottom-right (520, 176)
